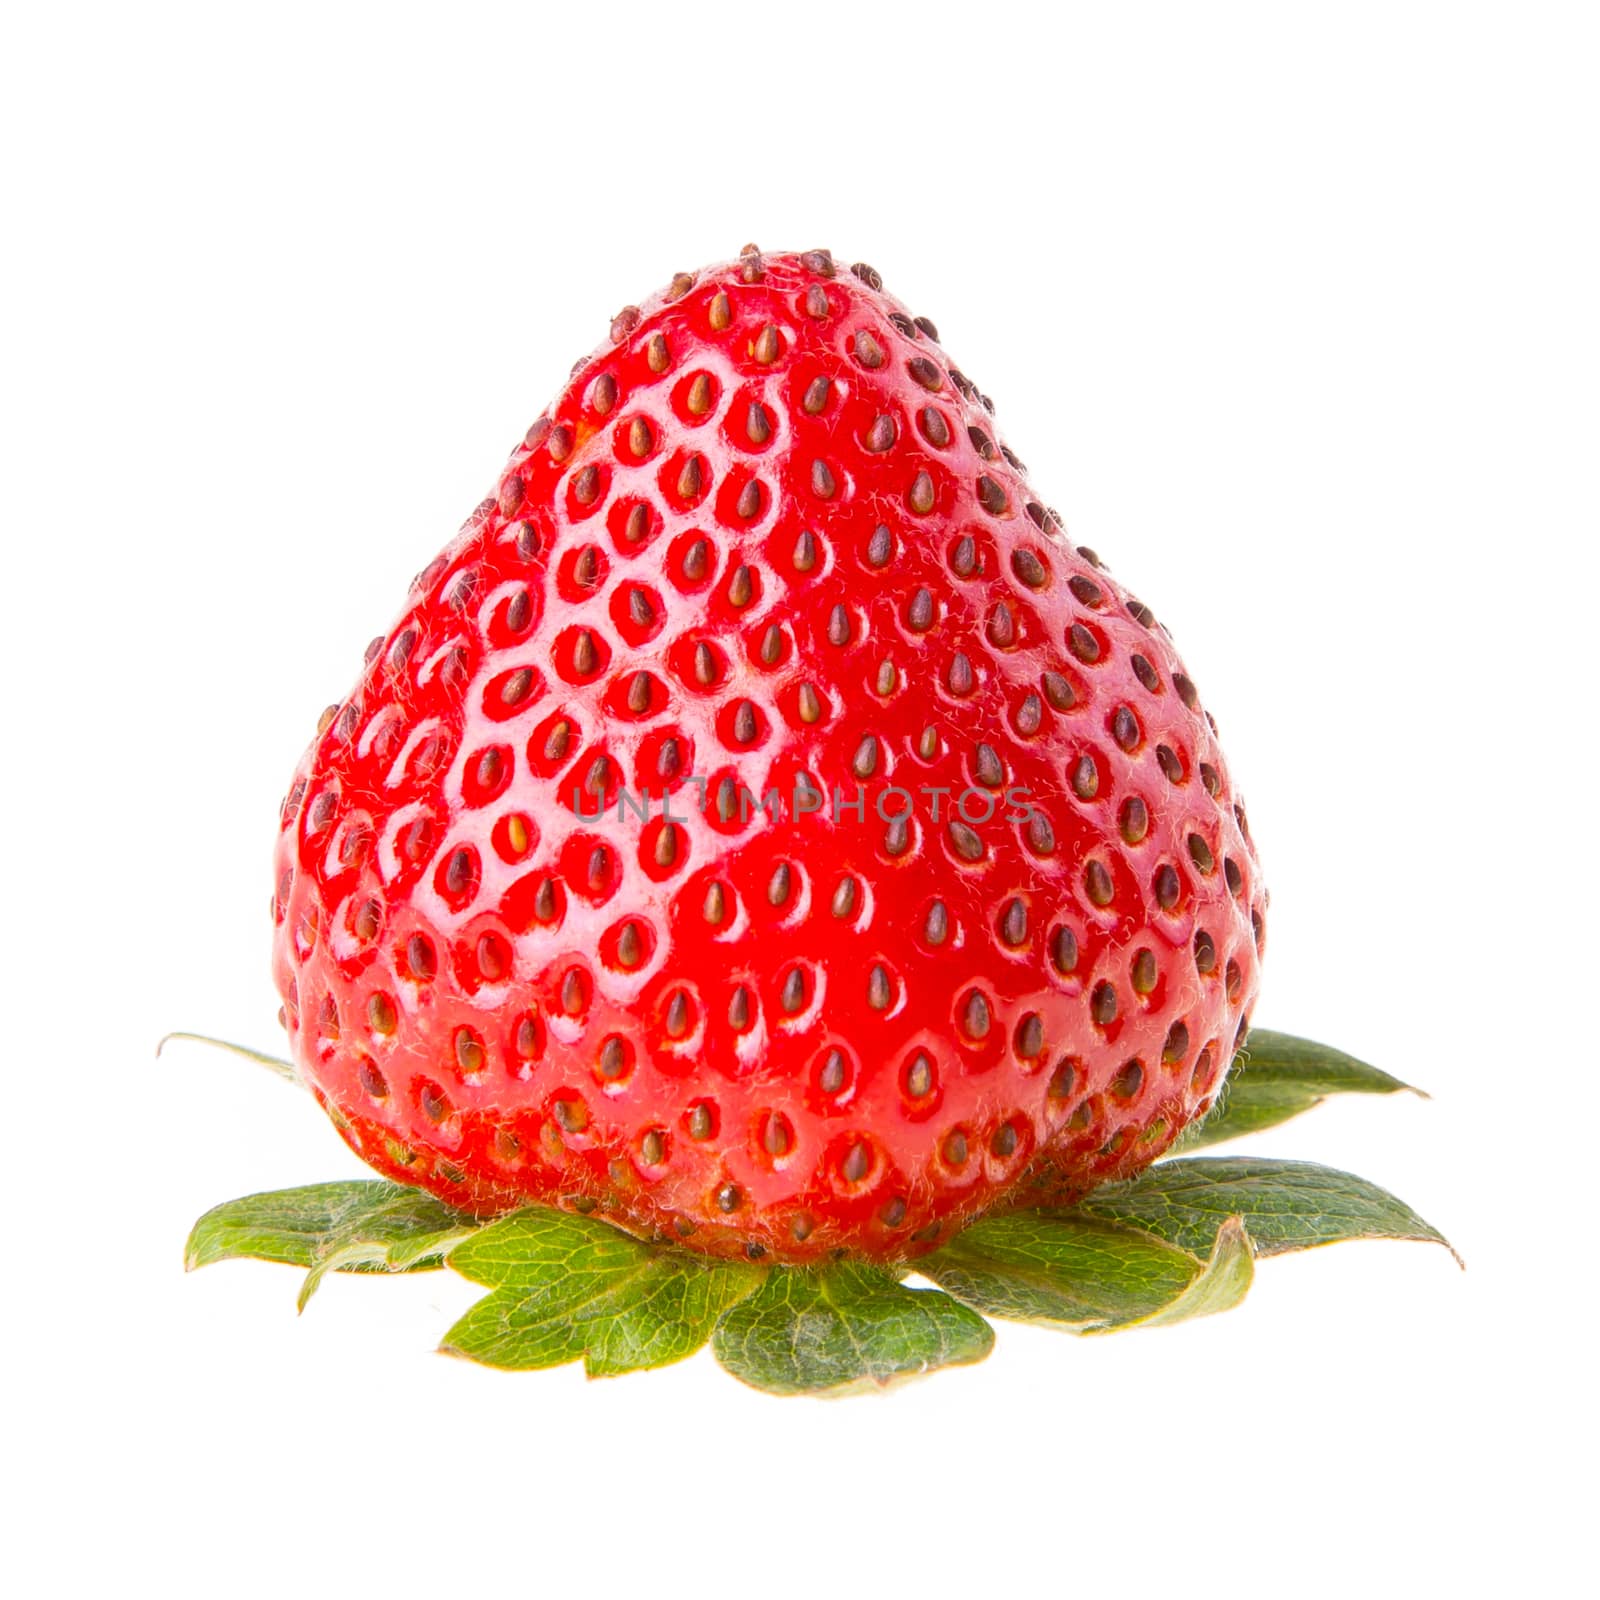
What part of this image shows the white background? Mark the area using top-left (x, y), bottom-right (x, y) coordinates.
top-left (4, 3), bottom-right (1594, 1594)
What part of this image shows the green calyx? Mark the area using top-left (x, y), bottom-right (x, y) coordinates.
top-left (183, 1028), bottom-right (1453, 1396)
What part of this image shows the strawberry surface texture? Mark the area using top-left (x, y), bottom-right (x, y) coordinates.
top-left (270, 247), bottom-right (1265, 1262)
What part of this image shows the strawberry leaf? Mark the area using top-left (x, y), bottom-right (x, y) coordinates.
top-left (442, 1208), bottom-right (762, 1376)
top-left (1134, 1217), bottom-right (1255, 1328)
top-left (921, 1155), bottom-right (1450, 1332)
top-left (187, 1153), bottom-right (1450, 1387)
top-left (1174, 1029), bottom-right (1420, 1151)
top-left (1075, 1156), bottom-right (1459, 1262)
top-left (710, 1262), bottom-right (994, 1395)
top-left (920, 1210), bottom-right (1253, 1332)
top-left (185, 1180), bottom-right (478, 1307)
top-left (920, 1213), bottom-right (1200, 1328)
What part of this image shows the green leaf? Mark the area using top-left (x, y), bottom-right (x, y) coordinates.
top-left (920, 1209), bottom-right (1254, 1332)
top-left (442, 1209), bottom-right (762, 1376)
top-left (1133, 1216), bottom-right (1254, 1329)
top-left (1076, 1156), bottom-right (1459, 1262)
top-left (190, 1146), bottom-right (1453, 1389)
top-left (185, 1181), bottom-right (478, 1307)
top-left (710, 1261), bottom-right (994, 1395)
top-left (1174, 1029), bottom-right (1421, 1151)
top-left (921, 1212), bottom-right (1202, 1329)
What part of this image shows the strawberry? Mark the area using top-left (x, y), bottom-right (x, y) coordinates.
top-left (270, 246), bottom-right (1264, 1263)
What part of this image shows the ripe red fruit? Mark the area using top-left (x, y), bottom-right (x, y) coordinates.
top-left (270, 247), bottom-right (1264, 1262)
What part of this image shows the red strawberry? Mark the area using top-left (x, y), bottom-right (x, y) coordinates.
top-left (270, 246), bottom-right (1264, 1263)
